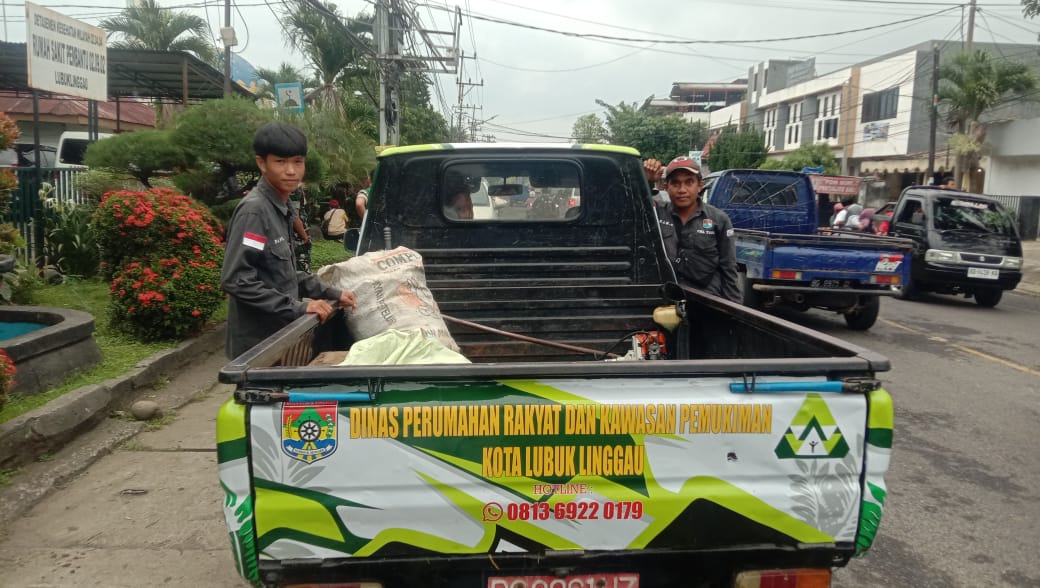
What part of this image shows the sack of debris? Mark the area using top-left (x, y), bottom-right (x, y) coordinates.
top-left (316, 247), bottom-right (460, 351)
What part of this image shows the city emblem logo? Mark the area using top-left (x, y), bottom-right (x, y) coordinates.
top-left (703, 218), bottom-right (714, 230)
top-left (774, 394), bottom-right (849, 459)
top-left (282, 401), bottom-right (338, 464)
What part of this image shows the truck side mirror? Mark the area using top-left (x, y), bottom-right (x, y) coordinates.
top-left (343, 228), bottom-right (360, 253)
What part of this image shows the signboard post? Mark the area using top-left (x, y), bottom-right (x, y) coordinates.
top-left (275, 82), bottom-right (305, 113)
top-left (25, 2), bottom-right (108, 101)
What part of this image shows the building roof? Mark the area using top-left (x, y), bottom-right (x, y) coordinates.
top-left (0, 42), bottom-right (252, 101)
top-left (0, 95), bottom-right (156, 128)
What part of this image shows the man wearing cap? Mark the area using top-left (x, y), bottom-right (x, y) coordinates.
top-left (653, 156), bottom-right (740, 302)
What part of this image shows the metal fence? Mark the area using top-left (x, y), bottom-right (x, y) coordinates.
top-left (5, 168), bottom-right (89, 264)
top-left (985, 194), bottom-right (1040, 240)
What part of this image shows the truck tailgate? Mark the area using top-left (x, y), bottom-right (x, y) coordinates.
top-left (218, 375), bottom-right (893, 585)
top-left (739, 231), bottom-right (912, 284)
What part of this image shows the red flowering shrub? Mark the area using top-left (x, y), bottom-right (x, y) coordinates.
top-left (0, 348), bottom-right (16, 412)
top-left (95, 188), bottom-right (225, 341)
top-left (94, 188), bottom-right (224, 279)
top-left (109, 257), bottom-right (224, 341)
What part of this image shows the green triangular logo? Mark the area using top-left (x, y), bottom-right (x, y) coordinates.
top-left (775, 394), bottom-right (850, 459)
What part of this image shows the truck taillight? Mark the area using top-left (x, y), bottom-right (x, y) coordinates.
top-left (870, 274), bottom-right (900, 285)
top-left (771, 270), bottom-right (802, 280)
top-left (735, 568), bottom-right (831, 588)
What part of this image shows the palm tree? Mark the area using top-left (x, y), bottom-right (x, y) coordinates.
top-left (281, 0), bottom-right (373, 112)
top-left (99, 0), bottom-right (216, 63)
top-left (254, 63), bottom-right (316, 102)
top-left (938, 49), bottom-right (1037, 191)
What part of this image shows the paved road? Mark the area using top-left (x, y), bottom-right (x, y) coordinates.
top-left (802, 293), bottom-right (1040, 588)
top-left (0, 292), bottom-right (1037, 587)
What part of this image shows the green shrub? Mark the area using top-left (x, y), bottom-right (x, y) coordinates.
top-left (93, 188), bottom-right (224, 279)
top-left (208, 197), bottom-right (241, 228)
top-left (43, 202), bottom-right (100, 277)
top-left (75, 169), bottom-right (147, 202)
top-left (109, 256), bottom-right (223, 341)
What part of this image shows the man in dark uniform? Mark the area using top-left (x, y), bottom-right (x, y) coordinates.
top-left (652, 156), bottom-right (740, 302)
top-left (221, 122), bottom-right (357, 359)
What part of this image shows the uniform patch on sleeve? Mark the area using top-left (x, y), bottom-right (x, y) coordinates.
top-left (243, 232), bottom-right (267, 250)
top-left (726, 228), bottom-right (735, 237)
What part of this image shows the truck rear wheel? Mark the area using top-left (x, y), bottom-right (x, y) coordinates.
top-left (844, 295), bottom-right (880, 330)
top-left (974, 289), bottom-right (1003, 308)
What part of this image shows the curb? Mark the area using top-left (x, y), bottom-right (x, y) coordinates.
top-left (0, 323), bottom-right (226, 470)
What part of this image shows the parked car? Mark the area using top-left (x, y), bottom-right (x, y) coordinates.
top-left (0, 143), bottom-right (57, 168)
top-left (56, 131), bottom-right (113, 169)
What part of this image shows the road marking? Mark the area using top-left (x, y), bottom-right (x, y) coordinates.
top-left (880, 319), bottom-right (1040, 377)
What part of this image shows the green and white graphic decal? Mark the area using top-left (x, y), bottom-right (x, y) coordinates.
top-left (856, 388), bottom-right (893, 555)
top-left (216, 377), bottom-right (890, 575)
top-left (774, 393), bottom-right (851, 459)
top-left (216, 399), bottom-right (261, 585)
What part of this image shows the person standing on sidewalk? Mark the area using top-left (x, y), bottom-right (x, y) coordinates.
top-left (221, 122), bottom-right (357, 359)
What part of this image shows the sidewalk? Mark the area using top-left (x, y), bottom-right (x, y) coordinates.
top-left (1019, 238), bottom-right (1040, 297)
top-left (0, 348), bottom-right (248, 587)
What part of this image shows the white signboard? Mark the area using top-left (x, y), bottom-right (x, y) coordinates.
top-left (25, 2), bottom-right (108, 101)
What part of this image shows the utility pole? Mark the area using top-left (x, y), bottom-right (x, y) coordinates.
top-left (374, 0), bottom-right (460, 145)
top-left (926, 43), bottom-right (939, 184)
top-left (966, 0), bottom-right (976, 50)
top-left (223, 0), bottom-right (231, 97)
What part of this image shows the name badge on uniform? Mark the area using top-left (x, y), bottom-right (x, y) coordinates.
top-left (703, 219), bottom-right (714, 230)
top-left (243, 232), bottom-right (267, 250)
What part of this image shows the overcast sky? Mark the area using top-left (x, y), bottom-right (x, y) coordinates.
top-left (4, 0), bottom-right (1039, 141)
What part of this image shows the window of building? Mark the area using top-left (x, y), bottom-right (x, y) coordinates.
top-left (862, 87), bottom-right (899, 123)
top-left (763, 107), bottom-right (777, 150)
top-left (815, 92), bottom-right (840, 141)
top-left (785, 102), bottom-right (802, 148)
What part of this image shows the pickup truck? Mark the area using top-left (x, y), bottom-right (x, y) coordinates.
top-left (702, 169), bottom-right (913, 330)
top-left (217, 144), bottom-right (894, 588)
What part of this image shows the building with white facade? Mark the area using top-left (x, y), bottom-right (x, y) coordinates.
top-left (725, 42), bottom-right (1040, 201)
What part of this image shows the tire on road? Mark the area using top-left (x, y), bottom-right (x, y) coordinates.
top-left (973, 289), bottom-right (1003, 308)
top-left (844, 295), bottom-right (880, 330)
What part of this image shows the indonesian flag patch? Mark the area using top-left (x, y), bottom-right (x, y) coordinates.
top-left (243, 232), bottom-right (267, 251)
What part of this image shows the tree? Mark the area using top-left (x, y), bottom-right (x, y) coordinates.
top-left (83, 130), bottom-right (191, 188)
top-left (595, 99), bottom-right (709, 162)
top-left (99, 0), bottom-right (215, 63)
top-left (571, 114), bottom-right (608, 144)
top-left (938, 49), bottom-right (1037, 191)
top-left (168, 98), bottom-right (274, 203)
top-left (254, 63), bottom-right (317, 103)
top-left (1024, 0), bottom-right (1040, 18)
top-left (758, 143), bottom-right (840, 175)
top-left (707, 126), bottom-right (767, 171)
top-left (281, 0), bottom-right (371, 111)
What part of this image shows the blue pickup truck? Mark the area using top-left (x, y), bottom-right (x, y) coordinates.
top-left (702, 169), bottom-right (914, 330)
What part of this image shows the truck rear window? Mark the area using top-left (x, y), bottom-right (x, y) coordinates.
top-left (442, 161), bottom-right (582, 222)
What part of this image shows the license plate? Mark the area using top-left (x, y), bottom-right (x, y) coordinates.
top-left (811, 278), bottom-right (850, 289)
top-left (967, 267), bottom-right (999, 280)
top-left (488, 573), bottom-right (639, 588)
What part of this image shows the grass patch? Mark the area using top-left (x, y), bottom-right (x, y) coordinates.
top-left (310, 239), bottom-right (353, 269)
top-left (0, 468), bottom-right (16, 485)
top-left (0, 278), bottom-right (175, 425)
top-left (144, 411), bottom-right (176, 431)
